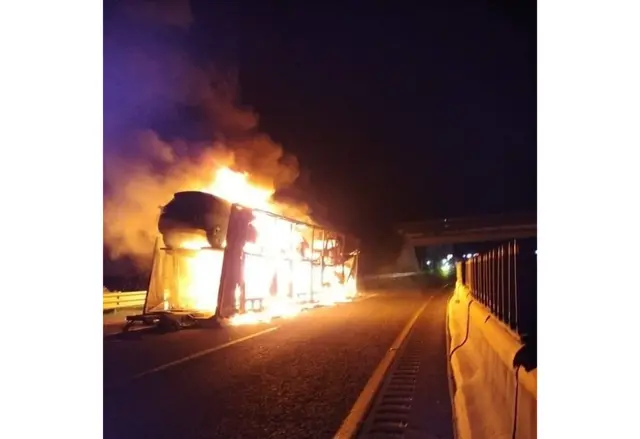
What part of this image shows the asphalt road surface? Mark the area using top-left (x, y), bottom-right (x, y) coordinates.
top-left (103, 286), bottom-right (452, 439)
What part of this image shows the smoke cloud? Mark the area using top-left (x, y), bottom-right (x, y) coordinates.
top-left (104, 1), bottom-right (305, 266)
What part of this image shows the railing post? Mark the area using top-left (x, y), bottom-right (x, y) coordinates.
top-left (493, 249), bottom-right (498, 315)
top-left (513, 240), bottom-right (519, 333)
top-left (476, 255), bottom-right (480, 301)
top-left (480, 254), bottom-right (485, 306)
top-left (507, 241), bottom-right (512, 329)
top-left (493, 248), bottom-right (499, 316)
top-left (499, 245), bottom-right (504, 323)
top-left (489, 250), bottom-right (494, 314)
top-left (471, 257), bottom-right (476, 297)
top-left (484, 254), bottom-right (488, 306)
top-left (474, 256), bottom-right (478, 299)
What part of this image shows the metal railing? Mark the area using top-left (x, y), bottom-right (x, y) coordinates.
top-left (103, 291), bottom-right (146, 311)
top-left (460, 238), bottom-right (537, 337)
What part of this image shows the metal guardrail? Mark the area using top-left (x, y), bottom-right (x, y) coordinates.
top-left (458, 238), bottom-right (537, 337)
top-left (362, 272), bottom-right (421, 280)
top-left (103, 291), bottom-right (146, 311)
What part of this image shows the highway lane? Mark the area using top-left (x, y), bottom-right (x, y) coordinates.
top-left (104, 320), bottom-right (280, 383)
top-left (103, 287), bottom-right (450, 439)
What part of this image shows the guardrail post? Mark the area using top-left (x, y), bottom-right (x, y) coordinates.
top-left (489, 250), bottom-right (494, 314)
top-left (471, 257), bottom-right (477, 298)
top-left (513, 240), bottom-right (519, 333)
top-left (499, 245), bottom-right (504, 323)
top-left (482, 254), bottom-right (487, 306)
top-left (507, 241), bottom-right (513, 329)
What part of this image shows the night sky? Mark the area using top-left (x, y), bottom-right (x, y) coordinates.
top-left (237, 1), bottom-right (537, 223)
top-left (104, 0), bottom-right (536, 275)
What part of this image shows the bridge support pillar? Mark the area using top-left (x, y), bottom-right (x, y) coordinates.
top-left (393, 238), bottom-right (420, 273)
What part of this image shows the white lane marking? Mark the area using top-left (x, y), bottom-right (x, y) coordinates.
top-left (334, 296), bottom-right (434, 439)
top-left (130, 327), bottom-right (279, 381)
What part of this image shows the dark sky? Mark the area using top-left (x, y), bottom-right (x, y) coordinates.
top-left (104, 0), bottom-right (536, 237)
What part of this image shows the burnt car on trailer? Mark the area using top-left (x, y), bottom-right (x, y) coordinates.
top-left (124, 191), bottom-right (359, 331)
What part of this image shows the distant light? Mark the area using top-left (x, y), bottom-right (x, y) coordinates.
top-left (442, 258), bottom-right (448, 264)
top-left (466, 253), bottom-right (473, 259)
top-left (446, 254), bottom-right (453, 260)
top-left (535, 250), bottom-right (537, 255)
top-left (440, 262), bottom-right (452, 275)
top-left (474, 253), bottom-right (479, 257)
top-left (426, 260), bottom-right (432, 266)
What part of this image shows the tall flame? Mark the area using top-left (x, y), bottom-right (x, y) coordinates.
top-left (204, 167), bottom-right (274, 210)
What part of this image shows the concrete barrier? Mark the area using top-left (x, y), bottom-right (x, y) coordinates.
top-left (448, 285), bottom-right (537, 439)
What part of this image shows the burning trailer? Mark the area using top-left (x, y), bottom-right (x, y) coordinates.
top-left (125, 190), bottom-right (359, 330)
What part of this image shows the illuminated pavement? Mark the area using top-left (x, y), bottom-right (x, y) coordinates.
top-left (103, 309), bottom-right (143, 336)
top-left (103, 286), bottom-right (453, 439)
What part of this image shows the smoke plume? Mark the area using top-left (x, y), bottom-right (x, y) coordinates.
top-left (104, 1), bottom-right (305, 266)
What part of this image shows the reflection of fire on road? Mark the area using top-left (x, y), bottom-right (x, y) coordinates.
top-left (141, 167), bottom-right (359, 326)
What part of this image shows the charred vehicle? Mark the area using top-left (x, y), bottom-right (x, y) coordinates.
top-left (125, 191), bottom-right (359, 330)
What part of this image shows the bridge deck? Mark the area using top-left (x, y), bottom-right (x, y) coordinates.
top-left (397, 213), bottom-right (536, 245)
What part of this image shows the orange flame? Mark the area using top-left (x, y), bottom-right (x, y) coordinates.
top-left (170, 166), bottom-right (357, 324)
top-left (204, 167), bottom-right (274, 210)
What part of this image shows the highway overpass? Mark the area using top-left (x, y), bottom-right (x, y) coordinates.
top-left (396, 213), bottom-right (537, 246)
